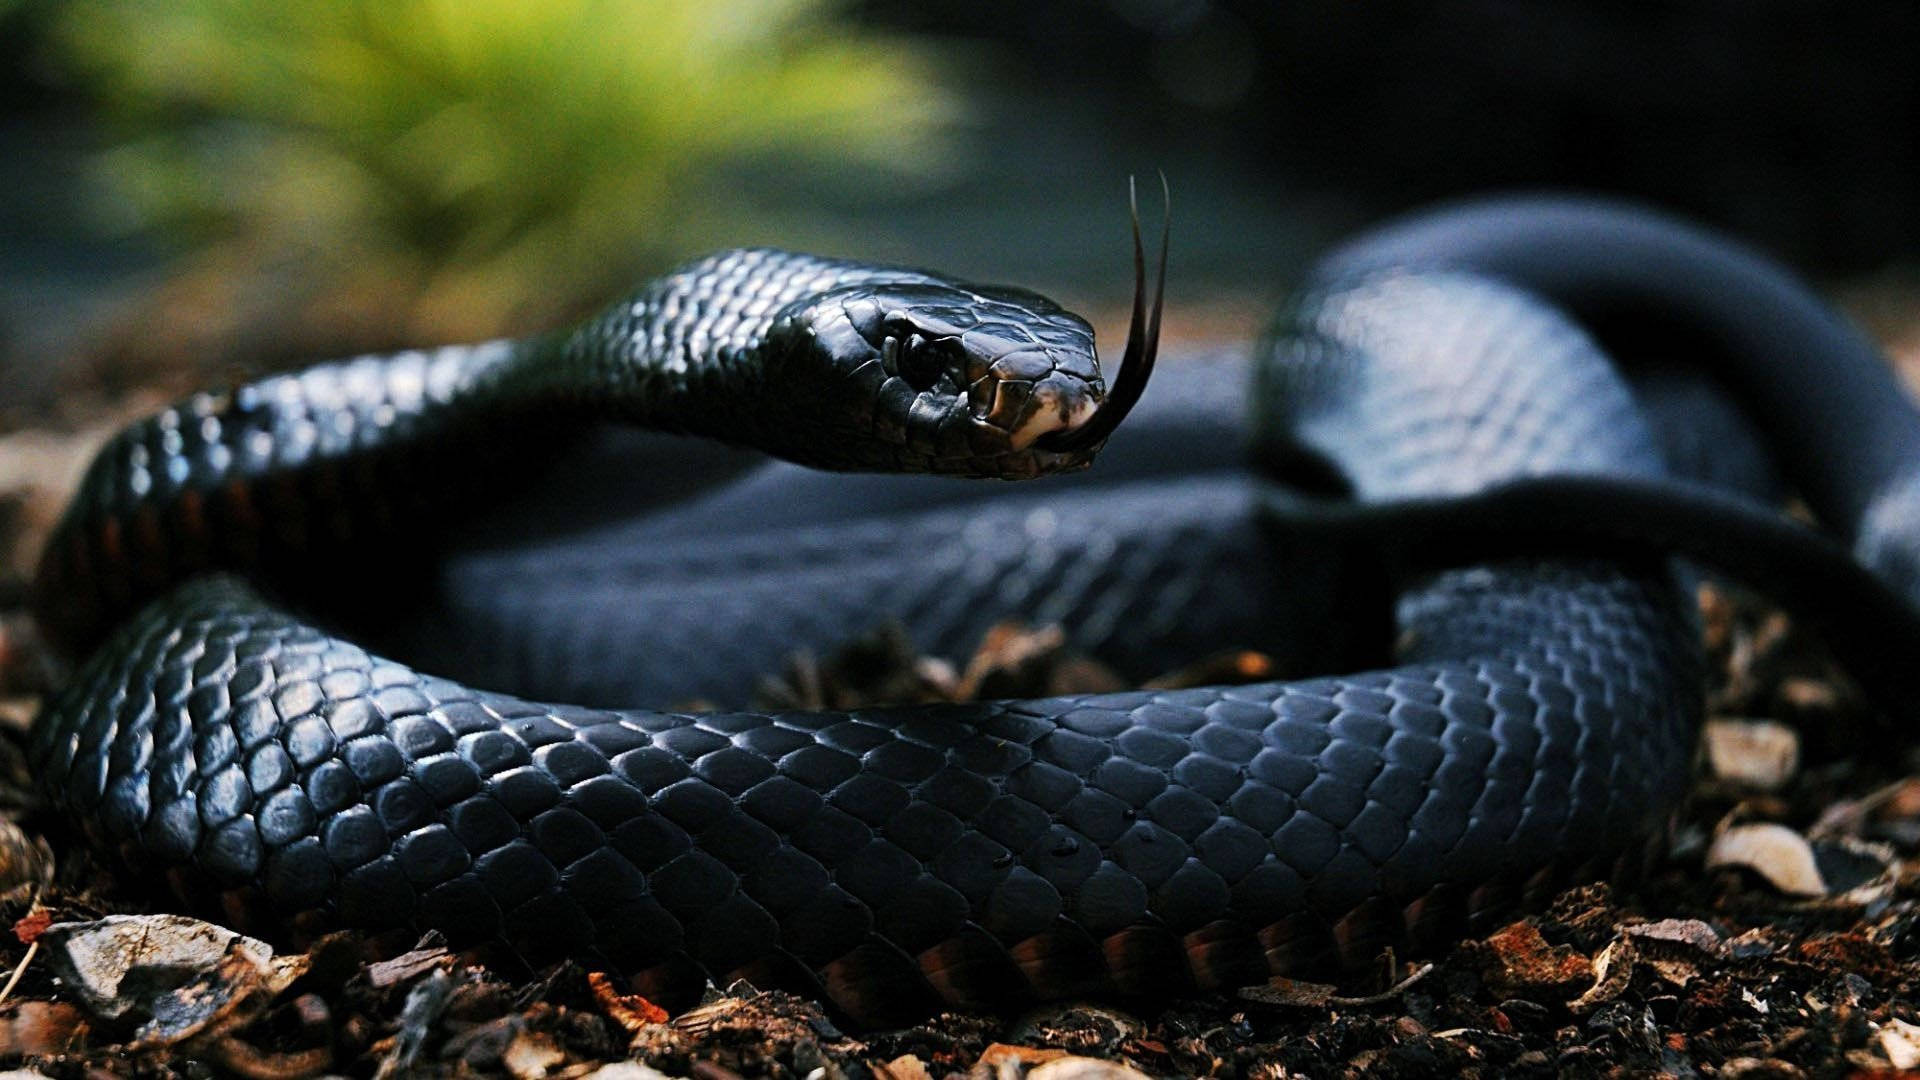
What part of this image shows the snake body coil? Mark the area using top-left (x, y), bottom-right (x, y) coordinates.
top-left (30, 198), bottom-right (1920, 1024)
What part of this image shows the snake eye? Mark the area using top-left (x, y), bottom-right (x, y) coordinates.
top-left (888, 331), bottom-right (946, 392)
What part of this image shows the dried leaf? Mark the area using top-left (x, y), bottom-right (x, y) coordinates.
top-left (11, 909), bottom-right (51, 946)
top-left (582, 1064), bottom-right (680, 1080)
top-left (1621, 921), bottom-right (1720, 987)
top-left (0, 819), bottom-right (51, 899)
top-left (582, 1064), bottom-right (679, 1080)
top-left (1239, 978), bottom-right (1336, 1008)
top-left (972, 1042), bottom-right (1069, 1080)
top-left (875, 1055), bottom-right (935, 1080)
top-left (1645, 956), bottom-right (1698, 987)
top-left (1027, 1058), bottom-right (1155, 1080)
top-left (1880, 1016), bottom-right (1920, 1070)
top-left (1624, 919), bottom-right (1723, 955)
top-left (588, 971), bottom-right (670, 1035)
top-left (41, 915), bottom-right (271, 1020)
top-left (1703, 719), bottom-right (1800, 790)
top-left (1885, 778), bottom-right (1920, 819)
top-left (1718, 1058), bottom-right (1807, 1079)
top-left (206, 1036), bottom-right (332, 1080)
top-left (1697, 582), bottom-right (1735, 653)
top-left (1809, 776), bottom-right (1919, 840)
top-left (136, 946), bottom-right (309, 1050)
top-left (1706, 823), bottom-right (1828, 896)
top-left (1570, 939), bottom-right (1636, 1014)
top-left (365, 945), bottom-right (451, 990)
top-left (38, 914), bottom-right (307, 1048)
top-left (0, 1001), bottom-right (87, 1057)
top-left (1477, 922), bottom-right (1593, 999)
top-left (957, 623), bottom-right (1071, 700)
top-left (1008, 1003), bottom-right (1143, 1056)
top-left (502, 1027), bottom-right (566, 1080)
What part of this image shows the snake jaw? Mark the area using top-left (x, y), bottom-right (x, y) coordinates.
top-left (1008, 387), bottom-right (1101, 450)
top-left (1034, 173), bottom-right (1168, 455)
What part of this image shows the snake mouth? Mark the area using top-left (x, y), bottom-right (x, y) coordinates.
top-left (1006, 387), bottom-right (1101, 450)
top-left (1033, 174), bottom-right (1168, 454)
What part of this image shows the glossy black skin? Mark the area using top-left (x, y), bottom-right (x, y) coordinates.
top-left (34, 251), bottom-right (1111, 653)
top-left (31, 201), bottom-right (1920, 1025)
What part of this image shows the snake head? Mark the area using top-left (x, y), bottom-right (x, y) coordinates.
top-left (766, 280), bottom-right (1113, 478)
top-left (763, 180), bottom-right (1166, 479)
top-left (747, 179), bottom-right (1165, 478)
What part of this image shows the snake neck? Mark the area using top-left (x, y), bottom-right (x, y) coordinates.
top-left (33, 249), bottom-right (933, 651)
top-left (479, 247), bottom-right (944, 445)
top-left (477, 306), bottom-right (774, 442)
top-left (32, 339), bottom-right (523, 650)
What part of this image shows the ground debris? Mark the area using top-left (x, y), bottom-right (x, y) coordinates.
top-left (37, 913), bottom-right (308, 1049)
top-left (0, 1001), bottom-right (86, 1058)
top-left (8, 434), bottom-right (1920, 1074)
top-left (0, 822), bottom-right (50, 900)
top-left (1707, 822), bottom-right (1831, 896)
top-left (0, 601), bottom-right (1915, 1078)
top-left (1471, 921), bottom-right (1594, 999)
top-left (588, 970), bottom-right (672, 1038)
top-left (1704, 718), bottom-right (1802, 791)
top-left (752, 620), bottom-right (1274, 714)
top-left (364, 940), bottom-right (454, 990)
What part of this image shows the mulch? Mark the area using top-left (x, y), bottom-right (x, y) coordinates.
top-left (2, 396), bottom-right (1920, 1078)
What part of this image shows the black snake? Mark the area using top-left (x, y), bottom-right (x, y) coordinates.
top-left (28, 195), bottom-right (1920, 1025)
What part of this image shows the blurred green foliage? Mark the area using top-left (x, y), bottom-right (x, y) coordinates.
top-left (50, 0), bottom-right (955, 336)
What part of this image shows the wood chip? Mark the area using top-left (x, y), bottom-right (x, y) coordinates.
top-left (576, 1060), bottom-right (683, 1076)
top-left (1706, 823), bottom-right (1828, 896)
top-left (1623, 919), bottom-right (1723, 955)
top-left (1880, 1016), bottom-right (1920, 1070)
top-left (972, 1042), bottom-right (1068, 1080)
top-left (1719, 1058), bottom-right (1807, 1079)
top-left (365, 944), bottom-right (452, 989)
top-left (11, 909), bottom-right (51, 946)
top-left (1239, 978), bottom-right (1336, 1008)
top-left (1477, 922), bottom-right (1593, 999)
top-left (582, 1065), bottom-right (679, 1080)
top-left (587, 971), bottom-right (670, 1035)
top-left (1570, 939), bottom-right (1636, 1014)
top-left (875, 1055), bottom-right (935, 1080)
top-left (206, 1036), bottom-right (332, 1080)
top-left (1703, 719), bottom-right (1801, 790)
top-left (502, 1028), bottom-right (566, 1080)
top-left (38, 913), bottom-right (308, 1047)
top-left (0, 1001), bottom-right (87, 1058)
top-left (1027, 1058), bottom-right (1154, 1080)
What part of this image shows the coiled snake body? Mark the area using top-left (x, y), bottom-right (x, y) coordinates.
top-left (30, 198), bottom-right (1920, 1024)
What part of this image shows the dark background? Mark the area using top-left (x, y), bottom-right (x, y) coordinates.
top-left (862, 0), bottom-right (1920, 274)
top-left (0, 0), bottom-right (1916, 420)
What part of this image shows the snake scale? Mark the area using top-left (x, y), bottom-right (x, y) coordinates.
top-left (28, 195), bottom-right (1920, 1025)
